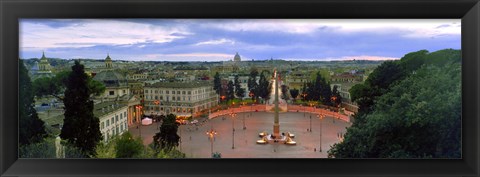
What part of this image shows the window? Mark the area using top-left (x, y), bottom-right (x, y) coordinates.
top-left (155, 96), bottom-right (158, 100)
top-left (177, 97), bottom-right (180, 101)
top-left (177, 91), bottom-right (180, 94)
top-left (182, 91), bottom-right (186, 94)
top-left (101, 122), bottom-right (105, 129)
top-left (111, 117), bottom-right (114, 124)
top-left (107, 120), bottom-right (110, 126)
top-left (124, 112), bottom-right (126, 117)
top-left (160, 96), bottom-right (163, 100)
top-left (183, 96), bottom-right (185, 101)
top-left (172, 90), bottom-right (175, 94)
top-left (116, 127), bottom-right (119, 135)
top-left (145, 90), bottom-right (148, 93)
top-left (173, 97), bottom-right (176, 101)
top-left (123, 90), bottom-right (126, 94)
top-left (188, 91), bottom-right (191, 94)
top-left (125, 123), bottom-right (127, 130)
top-left (120, 124), bottom-right (123, 131)
top-left (120, 114), bottom-right (123, 119)
top-left (109, 91), bottom-right (115, 95)
top-left (115, 115), bottom-right (118, 122)
top-left (188, 96), bottom-right (191, 101)
top-left (155, 90), bottom-right (158, 94)
top-left (166, 91), bottom-right (169, 94)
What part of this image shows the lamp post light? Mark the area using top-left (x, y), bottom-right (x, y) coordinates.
top-left (154, 100), bottom-right (160, 130)
top-left (319, 114), bottom-right (324, 152)
top-left (309, 114), bottom-right (312, 132)
top-left (301, 93), bottom-right (307, 117)
top-left (230, 108), bottom-right (237, 149)
top-left (331, 96), bottom-right (337, 107)
top-left (221, 95), bottom-right (226, 103)
top-left (242, 101), bottom-right (247, 130)
top-left (249, 92), bottom-right (254, 116)
top-left (206, 129), bottom-right (217, 157)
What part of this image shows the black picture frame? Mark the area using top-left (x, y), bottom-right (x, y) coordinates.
top-left (1, 0), bottom-right (479, 176)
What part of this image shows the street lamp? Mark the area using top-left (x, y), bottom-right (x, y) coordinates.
top-left (242, 101), bottom-right (247, 130)
top-left (154, 100), bottom-right (160, 130)
top-left (309, 114), bottom-right (312, 132)
top-left (331, 96), bottom-right (337, 107)
top-left (230, 109), bottom-right (237, 149)
top-left (206, 129), bottom-right (217, 157)
top-left (301, 93), bottom-right (307, 117)
top-left (319, 114), bottom-right (324, 152)
top-left (221, 95), bottom-right (226, 103)
top-left (249, 92), bottom-right (254, 116)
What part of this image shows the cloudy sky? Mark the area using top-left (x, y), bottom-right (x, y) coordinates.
top-left (20, 19), bottom-right (461, 61)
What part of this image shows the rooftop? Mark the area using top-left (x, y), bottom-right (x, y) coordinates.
top-left (146, 81), bottom-right (213, 88)
top-left (93, 101), bottom-right (128, 118)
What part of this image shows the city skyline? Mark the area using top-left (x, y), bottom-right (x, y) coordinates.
top-left (20, 19), bottom-right (460, 61)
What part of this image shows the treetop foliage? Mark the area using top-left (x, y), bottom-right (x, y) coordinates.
top-left (329, 49), bottom-right (461, 158)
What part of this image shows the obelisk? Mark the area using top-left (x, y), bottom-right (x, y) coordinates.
top-left (273, 69), bottom-right (280, 138)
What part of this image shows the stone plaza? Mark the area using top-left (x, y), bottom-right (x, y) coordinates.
top-left (130, 110), bottom-right (351, 158)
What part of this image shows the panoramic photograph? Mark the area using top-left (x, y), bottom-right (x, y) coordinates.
top-left (18, 19), bottom-right (461, 158)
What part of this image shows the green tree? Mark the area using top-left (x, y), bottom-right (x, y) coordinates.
top-left (60, 60), bottom-right (102, 157)
top-left (115, 132), bottom-right (144, 158)
top-left (32, 77), bottom-right (60, 98)
top-left (226, 80), bottom-right (235, 101)
top-left (289, 88), bottom-right (299, 101)
top-left (329, 63), bottom-right (461, 158)
top-left (301, 82), bottom-right (308, 101)
top-left (399, 49), bottom-right (428, 74)
top-left (155, 148), bottom-right (187, 158)
top-left (305, 81), bottom-right (314, 101)
top-left (32, 70), bottom-right (105, 99)
top-left (153, 114), bottom-right (180, 150)
top-left (350, 60), bottom-right (406, 116)
top-left (331, 49), bottom-right (461, 158)
top-left (213, 72), bottom-right (222, 95)
top-left (281, 85), bottom-right (289, 100)
top-left (19, 138), bottom-right (56, 158)
top-left (331, 85), bottom-right (342, 107)
top-left (248, 69), bottom-right (259, 99)
top-left (19, 138), bottom-right (86, 158)
top-left (257, 71), bottom-right (272, 101)
top-left (315, 72), bottom-right (332, 105)
top-left (234, 75), bottom-right (245, 99)
top-left (19, 59), bottom-right (47, 145)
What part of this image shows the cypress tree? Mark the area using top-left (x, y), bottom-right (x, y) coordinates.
top-left (248, 69), bottom-right (259, 96)
top-left (153, 114), bottom-right (180, 150)
top-left (234, 75), bottom-right (245, 99)
top-left (213, 72), bottom-right (221, 95)
top-left (19, 59), bottom-right (47, 145)
top-left (60, 60), bottom-right (101, 157)
top-left (226, 80), bottom-right (235, 101)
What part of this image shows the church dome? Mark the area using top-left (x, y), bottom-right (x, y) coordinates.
top-left (105, 54), bottom-right (112, 61)
top-left (234, 52), bottom-right (241, 62)
top-left (39, 52), bottom-right (49, 64)
top-left (93, 70), bottom-right (127, 87)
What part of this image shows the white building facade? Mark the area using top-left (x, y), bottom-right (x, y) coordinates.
top-left (96, 102), bottom-right (129, 142)
top-left (144, 81), bottom-right (218, 117)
